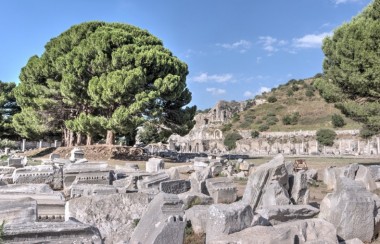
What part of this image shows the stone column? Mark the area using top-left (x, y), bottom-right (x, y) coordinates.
top-left (54, 140), bottom-right (58, 148)
top-left (367, 140), bottom-right (370, 155)
top-left (339, 140), bottom-right (342, 154)
top-left (316, 140), bottom-right (318, 153)
top-left (377, 137), bottom-right (380, 155)
top-left (39, 140), bottom-right (43, 149)
top-left (22, 139), bottom-right (26, 152)
top-left (357, 140), bottom-right (360, 154)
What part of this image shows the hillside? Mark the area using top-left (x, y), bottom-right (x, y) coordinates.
top-left (224, 78), bottom-right (362, 133)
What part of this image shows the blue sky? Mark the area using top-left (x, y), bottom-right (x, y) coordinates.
top-left (0, 0), bottom-right (372, 109)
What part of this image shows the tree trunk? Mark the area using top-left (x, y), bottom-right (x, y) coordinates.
top-left (69, 130), bottom-right (75, 147)
top-left (106, 130), bottom-right (114, 145)
top-left (86, 135), bottom-right (92, 146)
top-left (62, 128), bottom-right (69, 147)
top-left (76, 132), bottom-right (82, 146)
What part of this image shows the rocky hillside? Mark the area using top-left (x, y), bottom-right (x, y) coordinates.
top-left (222, 78), bottom-right (361, 133)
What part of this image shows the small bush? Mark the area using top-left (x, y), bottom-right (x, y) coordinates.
top-left (267, 112), bottom-right (276, 117)
top-left (287, 89), bottom-right (294, 97)
top-left (266, 116), bottom-right (279, 126)
top-left (258, 124), bottom-right (269, 132)
top-left (251, 130), bottom-right (260, 138)
top-left (267, 96), bottom-right (277, 103)
top-left (221, 123), bottom-right (232, 132)
top-left (255, 119), bottom-right (263, 124)
top-left (282, 112), bottom-right (300, 125)
top-left (305, 89), bottom-right (314, 97)
top-left (291, 84), bottom-right (299, 91)
top-left (360, 126), bottom-right (376, 139)
top-left (331, 114), bottom-right (346, 128)
top-left (224, 132), bottom-right (243, 150)
top-left (316, 129), bottom-right (337, 146)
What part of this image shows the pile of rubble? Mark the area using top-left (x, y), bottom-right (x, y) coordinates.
top-left (0, 148), bottom-right (380, 243)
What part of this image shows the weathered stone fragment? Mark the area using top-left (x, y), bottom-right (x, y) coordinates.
top-left (208, 219), bottom-right (338, 244)
top-left (369, 165), bottom-right (380, 182)
top-left (12, 165), bottom-right (63, 190)
top-left (3, 219), bottom-right (102, 243)
top-left (0, 197), bottom-right (37, 224)
top-left (190, 166), bottom-right (212, 194)
top-left (256, 205), bottom-right (319, 225)
top-left (206, 201), bottom-right (253, 243)
top-left (185, 205), bottom-right (209, 234)
top-left (160, 179), bottom-right (190, 194)
top-left (70, 184), bottom-right (117, 198)
top-left (69, 147), bottom-right (85, 162)
top-left (165, 167), bottom-right (180, 180)
top-left (0, 190), bottom-right (65, 221)
top-left (319, 177), bottom-right (375, 242)
top-left (290, 170), bottom-right (309, 204)
top-left (178, 191), bottom-right (213, 209)
top-left (66, 193), bottom-right (149, 243)
top-left (323, 166), bottom-right (342, 190)
top-left (137, 171), bottom-right (170, 194)
top-left (146, 158), bottom-right (164, 173)
top-left (242, 154), bottom-right (290, 210)
top-left (355, 165), bottom-right (377, 192)
top-left (130, 193), bottom-right (186, 244)
top-left (206, 177), bottom-right (237, 204)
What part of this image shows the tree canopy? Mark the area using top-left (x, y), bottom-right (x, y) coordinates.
top-left (14, 21), bottom-right (196, 145)
top-left (0, 81), bottom-right (20, 139)
top-left (317, 0), bottom-right (380, 136)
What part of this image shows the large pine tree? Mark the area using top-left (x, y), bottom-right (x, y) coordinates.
top-left (316, 0), bottom-right (380, 137)
top-left (14, 22), bottom-right (196, 145)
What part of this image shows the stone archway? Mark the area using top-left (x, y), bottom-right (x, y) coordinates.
top-left (214, 129), bottom-right (223, 139)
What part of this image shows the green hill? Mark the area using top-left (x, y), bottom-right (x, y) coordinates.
top-left (224, 78), bottom-right (362, 133)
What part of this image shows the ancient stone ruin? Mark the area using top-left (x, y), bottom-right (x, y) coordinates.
top-left (1, 146), bottom-right (380, 243)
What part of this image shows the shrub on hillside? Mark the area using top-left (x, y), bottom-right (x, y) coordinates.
top-left (224, 131), bottom-right (243, 150)
top-left (251, 130), bottom-right (260, 138)
top-left (331, 114), bottom-right (346, 128)
top-left (267, 96), bottom-right (277, 103)
top-left (305, 88), bottom-right (315, 97)
top-left (258, 124), bottom-right (269, 132)
top-left (359, 126), bottom-right (376, 139)
top-left (287, 89), bottom-right (294, 97)
top-left (221, 123), bottom-right (232, 132)
top-left (266, 116), bottom-right (279, 126)
top-left (316, 129), bottom-right (336, 146)
top-left (282, 112), bottom-right (300, 125)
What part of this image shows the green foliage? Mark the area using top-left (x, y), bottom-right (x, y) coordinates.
top-left (267, 96), bottom-right (277, 103)
top-left (287, 89), bottom-right (294, 97)
top-left (0, 81), bottom-right (20, 139)
top-left (0, 221), bottom-right (4, 242)
top-left (331, 114), bottom-right (346, 128)
top-left (305, 88), bottom-right (315, 97)
top-left (359, 126), bottom-right (377, 139)
top-left (321, 1), bottom-right (380, 134)
top-left (0, 139), bottom-right (17, 149)
top-left (231, 113), bottom-right (240, 123)
top-left (291, 84), bottom-right (299, 92)
top-left (316, 129), bottom-right (337, 146)
top-left (266, 116), bottom-right (279, 126)
top-left (258, 124), bottom-right (269, 132)
top-left (14, 21), bottom-right (196, 143)
top-left (221, 123), bottom-right (232, 132)
top-left (282, 112), bottom-right (300, 125)
top-left (223, 131), bottom-right (242, 150)
top-left (251, 130), bottom-right (259, 138)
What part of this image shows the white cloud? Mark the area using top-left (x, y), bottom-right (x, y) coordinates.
top-left (334, 0), bottom-right (361, 4)
top-left (257, 86), bottom-right (270, 95)
top-left (216, 40), bottom-right (252, 53)
top-left (258, 36), bottom-right (288, 54)
top-left (206, 88), bottom-right (226, 95)
top-left (244, 91), bottom-right (255, 98)
top-left (192, 72), bottom-right (233, 83)
top-left (293, 32), bottom-right (332, 48)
